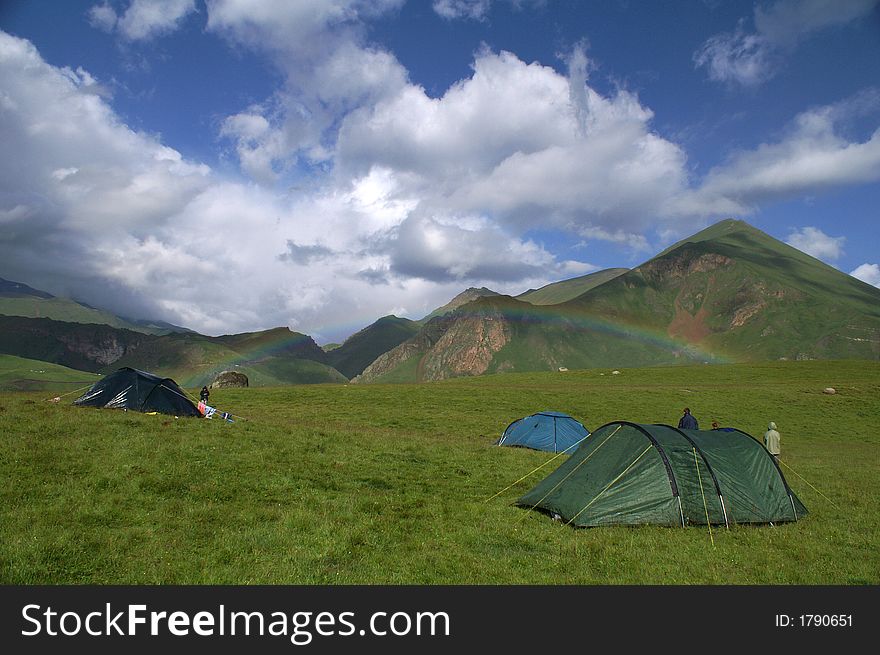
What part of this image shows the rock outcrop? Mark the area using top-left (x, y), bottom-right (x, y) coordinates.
top-left (211, 370), bottom-right (249, 388)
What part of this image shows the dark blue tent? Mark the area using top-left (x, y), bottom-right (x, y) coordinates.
top-left (497, 411), bottom-right (590, 453)
top-left (74, 367), bottom-right (200, 417)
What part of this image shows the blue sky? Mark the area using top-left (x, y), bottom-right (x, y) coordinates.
top-left (1, 0), bottom-right (878, 342)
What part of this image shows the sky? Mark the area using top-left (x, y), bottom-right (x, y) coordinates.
top-left (1, 0), bottom-right (878, 344)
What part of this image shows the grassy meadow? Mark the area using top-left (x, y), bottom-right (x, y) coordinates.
top-left (1, 360), bottom-right (878, 584)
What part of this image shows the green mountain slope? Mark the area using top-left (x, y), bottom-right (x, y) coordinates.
top-left (353, 294), bottom-right (700, 383)
top-left (325, 315), bottom-right (421, 379)
top-left (354, 219), bottom-right (880, 382)
top-left (0, 316), bottom-right (345, 386)
top-left (419, 287), bottom-right (500, 323)
top-left (566, 219), bottom-right (880, 362)
top-left (0, 354), bottom-right (100, 392)
top-left (0, 277), bottom-right (190, 335)
top-left (517, 268), bottom-right (629, 305)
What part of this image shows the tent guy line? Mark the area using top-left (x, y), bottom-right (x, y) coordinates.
top-left (483, 432), bottom-right (591, 504)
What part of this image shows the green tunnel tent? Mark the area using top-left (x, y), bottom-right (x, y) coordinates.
top-left (517, 421), bottom-right (806, 527)
top-left (74, 367), bottom-right (200, 417)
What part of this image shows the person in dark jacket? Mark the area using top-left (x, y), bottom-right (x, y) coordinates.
top-left (200, 385), bottom-right (210, 404)
top-left (678, 407), bottom-right (698, 430)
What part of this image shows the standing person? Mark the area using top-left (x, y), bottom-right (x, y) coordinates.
top-left (678, 407), bottom-right (699, 430)
top-left (764, 421), bottom-right (781, 461)
top-left (200, 385), bottom-right (210, 405)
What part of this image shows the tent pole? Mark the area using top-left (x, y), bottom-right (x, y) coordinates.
top-left (719, 495), bottom-right (730, 529)
top-left (693, 448), bottom-right (715, 546)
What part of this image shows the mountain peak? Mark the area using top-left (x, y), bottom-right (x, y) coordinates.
top-left (0, 277), bottom-right (54, 299)
top-left (420, 287), bottom-right (501, 323)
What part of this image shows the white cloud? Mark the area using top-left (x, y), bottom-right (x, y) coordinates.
top-left (88, 0), bottom-right (198, 41)
top-left (693, 27), bottom-right (776, 87)
top-left (87, 3), bottom-right (119, 32)
top-left (754, 0), bottom-right (880, 47)
top-left (433, 0), bottom-right (492, 21)
top-left (208, 0), bottom-right (409, 180)
top-left (850, 263), bottom-right (880, 287)
top-left (695, 0), bottom-right (879, 86)
top-left (0, 30), bottom-right (212, 315)
top-left (205, 0), bottom-right (404, 60)
top-left (432, 0), bottom-right (544, 21)
top-left (3, 9), bottom-right (878, 343)
top-left (786, 227), bottom-right (846, 261)
top-left (388, 212), bottom-right (564, 282)
top-left (0, 30), bottom-right (576, 341)
top-left (694, 92), bottom-right (880, 208)
top-left (337, 46), bottom-right (692, 243)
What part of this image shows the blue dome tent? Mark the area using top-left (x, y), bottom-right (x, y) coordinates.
top-left (497, 411), bottom-right (590, 453)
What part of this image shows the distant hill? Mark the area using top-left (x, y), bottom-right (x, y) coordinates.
top-left (354, 219), bottom-right (880, 382)
top-left (325, 315), bottom-right (421, 379)
top-left (0, 278), bottom-right (53, 299)
top-left (6, 219), bottom-right (878, 387)
top-left (0, 277), bottom-right (191, 335)
top-left (517, 268), bottom-right (629, 305)
top-left (0, 354), bottom-right (100, 392)
top-left (419, 287), bottom-right (500, 323)
top-left (0, 316), bottom-right (345, 387)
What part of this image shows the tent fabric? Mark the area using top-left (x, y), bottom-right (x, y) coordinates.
top-left (497, 411), bottom-right (590, 453)
top-left (74, 367), bottom-right (200, 417)
top-left (517, 421), bottom-right (806, 527)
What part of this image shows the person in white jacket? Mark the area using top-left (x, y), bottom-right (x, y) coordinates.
top-left (764, 421), bottom-right (781, 461)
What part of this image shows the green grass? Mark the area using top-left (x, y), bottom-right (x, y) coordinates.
top-left (0, 354), bottom-right (100, 392)
top-left (1, 360), bottom-right (877, 584)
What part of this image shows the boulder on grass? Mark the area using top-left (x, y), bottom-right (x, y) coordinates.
top-left (210, 370), bottom-right (249, 389)
top-left (822, 387), bottom-right (836, 395)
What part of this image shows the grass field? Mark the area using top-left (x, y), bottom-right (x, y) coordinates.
top-left (1, 360), bottom-right (877, 584)
top-left (0, 354), bottom-right (100, 392)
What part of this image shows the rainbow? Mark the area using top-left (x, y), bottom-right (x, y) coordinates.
top-left (179, 297), bottom-right (731, 387)
top-left (450, 298), bottom-right (732, 365)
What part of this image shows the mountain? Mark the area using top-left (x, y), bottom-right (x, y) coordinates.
top-left (0, 316), bottom-right (345, 386)
top-left (419, 287), bottom-right (500, 323)
top-left (0, 277), bottom-right (190, 335)
top-left (352, 294), bottom-right (699, 383)
top-left (0, 278), bottom-right (54, 299)
top-left (517, 268), bottom-right (629, 305)
top-left (565, 219), bottom-right (880, 362)
top-left (353, 219), bottom-right (880, 382)
top-left (325, 315), bottom-right (421, 379)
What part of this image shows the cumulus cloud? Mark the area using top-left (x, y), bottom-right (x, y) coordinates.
top-left (0, 30), bottom-right (211, 315)
top-left (693, 91), bottom-right (880, 210)
top-left (850, 263), bottom-right (880, 287)
top-left (208, 0), bottom-right (409, 181)
top-left (88, 0), bottom-right (197, 41)
top-left (695, 0), bottom-right (879, 86)
top-left (388, 213), bottom-right (561, 282)
top-left (337, 46), bottom-right (694, 251)
top-left (4, 4), bottom-right (879, 343)
top-left (0, 29), bottom-right (580, 341)
top-left (786, 227), bottom-right (845, 261)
